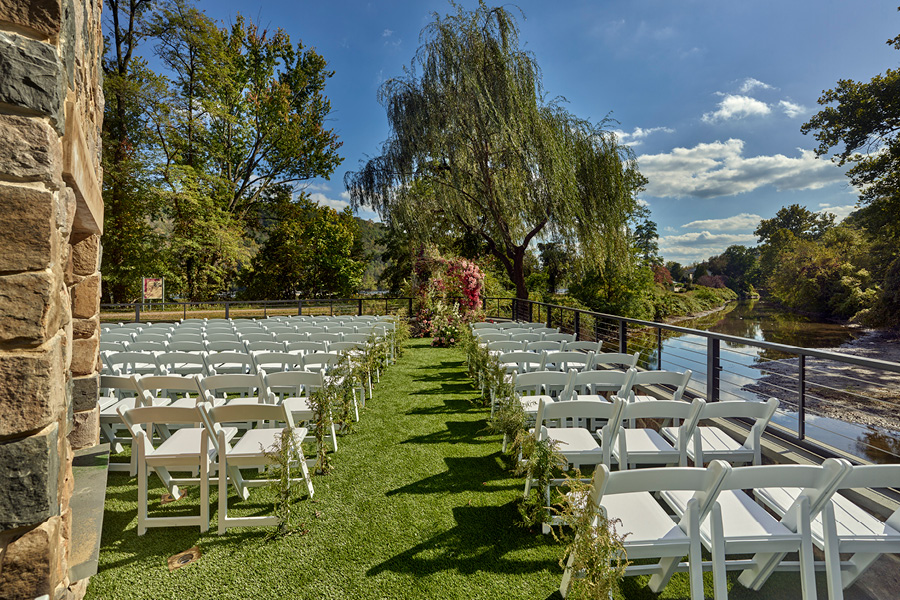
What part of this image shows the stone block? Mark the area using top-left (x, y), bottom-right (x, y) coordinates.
top-left (70, 374), bottom-right (98, 413)
top-left (0, 516), bottom-right (62, 598)
top-left (0, 115), bottom-right (62, 187)
top-left (0, 32), bottom-right (65, 133)
top-left (0, 423), bottom-right (60, 530)
top-left (0, 183), bottom-right (57, 273)
top-left (0, 334), bottom-right (66, 438)
top-left (70, 273), bottom-right (99, 319)
top-left (0, 269), bottom-right (64, 347)
top-left (63, 101), bottom-right (102, 236)
top-left (71, 316), bottom-right (97, 340)
top-left (0, 0), bottom-right (63, 39)
top-left (67, 406), bottom-right (98, 451)
top-left (69, 335), bottom-right (97, 377)
top-left (70, 235), bottom-right (99, 275)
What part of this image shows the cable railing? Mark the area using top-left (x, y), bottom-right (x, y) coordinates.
top-left (482, 296), bottom-right (900, 465)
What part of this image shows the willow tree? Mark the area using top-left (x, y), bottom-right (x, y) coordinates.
top-left (345, 3), bottom-right (645, 312)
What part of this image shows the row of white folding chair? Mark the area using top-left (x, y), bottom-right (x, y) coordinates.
top-left (560, 458), bottom-right (854, 600)
top-left (119, 400), bottom-right (314, 535)
top-left (512, 368), bottom-right (637, 416)
top-left (103, 349), bottom-right (356, 378)
top-left (473, 321), bottom-right (557, 331)
top-left (478, 331), bottom-right (575, 344)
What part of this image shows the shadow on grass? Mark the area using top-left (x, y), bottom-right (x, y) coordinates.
top-left (400, 420), bottom-right (493, 445)
top-left (406, 396), bottom-right (481, 415)
top-left (367, 503), bottom-right (559, 577)
top-left (386, 454), bottom-right (519, 495)
top-left (414, 381), bottom-right (479, 396)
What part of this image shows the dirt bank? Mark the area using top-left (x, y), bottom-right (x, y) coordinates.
top-left (745, 329), bottom-right (900, 431)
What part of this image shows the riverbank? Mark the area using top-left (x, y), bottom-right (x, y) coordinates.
top-left (664, 301), bottom-right (734, 324)
top-left (747, 328), bottom-right (900, 432)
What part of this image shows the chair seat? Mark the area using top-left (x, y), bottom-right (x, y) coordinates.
top-left (756, 487), bottom-right (900, 548)
top-left (601, 492), bottom-right (689, 557)
top-left (661, 426), bottom-right (752, 462)
top-left (545, 427), bottom-right (602, 461)
top-left (149, 426), bottom-right (237, 462)
top-left (663, 489), bottom-right (799, 552)
top-left (229, 427), bottom-right (308, 459)
top-left (614, 429), bottom-right (679, 462)
top-left (282, 396), bottom-right (314, 419)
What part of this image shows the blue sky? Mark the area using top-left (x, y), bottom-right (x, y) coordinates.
top-left (196, 0), bottom-right (899, 265)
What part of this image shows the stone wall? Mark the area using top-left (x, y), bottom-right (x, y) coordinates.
top-left (0, 1), bottom-right (104, 599)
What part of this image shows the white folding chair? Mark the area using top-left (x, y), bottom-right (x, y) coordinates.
top-left (497, 350), bottom-right (545, 375)
top-left (525, 340), bottom-right (565, 352)
top-left (252, 351), bottom-right (304, 373)
top-left (265, 370), bottom-right (337, 451)
top-left (204, 340), bottom-right (248, 353)
top-left (566, 368), bottom-right (636, 402)
top-left (756, 463), bottom-right (900, 597)
top-left (544, 350), bottom-right (594, 373)
top-left (661, 459), bottom-right (851, 600)
top-left (564, 340), bottom-right (603, 353)
top-left (105, 351), bottom-right (160, 376)
top-left (560, 460), bottom-right (732, 600)
top-left (661, 397), bottom-right (779, 466)
top-left (512, 370), bottom-right (575, 416)
top-left (201, 373), bottom-right (267, 407)
top-left (206, 351), bottom-right (256, 375)
top-left (613, 397), bottom-right (705, 469)
top-left (156, 351), bottom-right (211, 376)
top-left (198, 403), bottom-right (314, 534)
top-left (628, 369), bottom-right (692, 402)
top-left (589, 351), bottom-right (639, 370)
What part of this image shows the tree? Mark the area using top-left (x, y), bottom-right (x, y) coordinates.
top-left (242, 189), bottom-right (364, 299)
top-left (631, 205), bottom-right (660, 265)
top-left (754, 204), bottom-right (834, 245)
top-left (537, 241), bottom-right (571, 294)
top-left (345, 3), bottom-right (644, 315)
top-left (101, 0), bottom-right (170, 302)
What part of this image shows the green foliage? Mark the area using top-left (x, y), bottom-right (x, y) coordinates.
top-left (306, 387), bottom-right (335, 475)
top-left (345, 2), bottom-right (644, 303)
top-left (554, 474), bottom-right (630, 600)
top-left (242, 189), bottom-right (365, 299)
top-left (263, 428), bottom-right (309, 538)
top-left (754, 204), bottom-right (835, 244)
top-left (568, 256), bottom-right (657, 320)
top-left (517, 437), bottom-right (565, 529)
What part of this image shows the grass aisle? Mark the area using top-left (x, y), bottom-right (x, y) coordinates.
top-left (87, 339), bottom-right (561, 599)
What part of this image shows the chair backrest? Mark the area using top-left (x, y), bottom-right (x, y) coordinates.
top-left (246, 341), bottom-right (287, 353)
top-left (504, 328), bottom-right (531, 336)
top-left (531, 327), bottom-right (559, 335)
top-left (296, 326), bottom-right (327, 335)
top-left (118, 405), bottom-right (204, 454)
top-left (102, 332), bottom-right (135, 342)
top-left (497, 351), bottom-right (545, 371)
top-left (127, 341), bottom-right (168, 352)
top-left (166, 340), bottom-right (207, 353)
top-left (590, 351), bottom-right (639, 370)
top-left (478, 334), bottom-right (509, 344)
top-left (285, 341), bottom-right (329, 354)
top-left (474, 328), bottom-right (503, 338)
top-left (302, 352), bottom-right (343, 372)
top-left (510, 332), bottom-right (543, 343)
top-left (278, 333), bottom-right (309, 343)
top-left (538, 396), bottom-right (624, 429)
top-left (330, 341), bottom-right (365, 353)
top-left (567, 368), bottom-right (636, 399)
top-left (204, 340), bottom-right (248, 353)
top-left (99, 341), bottom-right (129, 352)
top-left (342, 333), bottom-right (370, 344)
top-left (205, 332), bottom-right (241, 343)
top-left (138, 375), bottom-right (205, 406)
top-left (105, 351), bottom-right (159, 375)
top-left (472, 322), bottom-right (497, 330)
top-left (513, 370), bottom-right (574, 398)
top-left (239, 332), bottom-right (276, 343)
top-left (495, 321), bottom-right (523, 330)
top-left (544, 351), bottom-right (594, 372)
top-left (156, 352), bottom-right (210, 376)
top-left (326, 326), bottom-right (355, 334)
top-left (723, 459), bottom-right (851, 522)
top-left (629, 369), bottom-right (692, 401)
top-left (133, 333), bottom-right (169, 343)
top-left (252, 351), bottom-right (304, 373)
top-left (205, 351), bottom-right (256, 375)
top-left (486, 340), bottom-right (525, 353)
top-left (264, 370), bottom-right (325, 400)
top-left (100, 374), bottom-right (143, 401)
top-left (201, 373), bottom-right (267, 403)
top-left (592, 460), bottom-right (732, 527)
top-left (543, 333), bottom-right (576, 343)
top-left (309, 332), bottom-right (342, 343)
top-left (564, 341), bottom-right (603, 353)
top-left (525, 340), bottom-right (565, 352)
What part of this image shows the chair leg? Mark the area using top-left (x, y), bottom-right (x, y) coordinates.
top-left (137, 456), bottom-right (148, 536)
top-left (330, 422), bottom-right (338, 452)
top-left (821, 502), bottom-right (844, 600)
top-left (798, 513), bottom-right (818, 600)
top-left (294, 445), bottom-right (315, 498)
top-left (200, 452), bottom-right (209, 534)
top-left (559, 544), bottom-right (578, 599)
top-left (218, 454), bottom-right (228, 535)
top-left (842, 553), bottom-right (879, 589)
top-left (710, 504), bottom-right (728, 600)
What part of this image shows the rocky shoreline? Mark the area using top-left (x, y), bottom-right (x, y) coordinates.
top-left (745, 328), bottom-right (900, 431)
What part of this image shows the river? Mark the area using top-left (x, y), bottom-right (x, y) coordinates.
top-left (655, 299), bottom-right (899, 463)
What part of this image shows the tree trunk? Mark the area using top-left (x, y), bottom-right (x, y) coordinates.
top-left (512, 246), bottom-right (530, 321)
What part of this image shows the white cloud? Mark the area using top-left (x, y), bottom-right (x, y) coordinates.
top-left (635, 198), bottom-right (649, 207)
top-left (779, 100), bottom-right (806, 118)
top-left (309, 192), bottom-right (350, 211)
top-left (659, 231), bottom-right (757, 263)
top-left (817, 203), bottom-right (857, 222)
top-left (614, 126), bottom-right (675, 147)
top-left (682, 213), bottom-right (761, 231)
top-left (739, 78), bottom-right (774, 93)
top-left (702, 94), bottom-right (771, 123)
top-left (303, 182), bottom-right (333, 193)
top-left (382, 29), bottom-right (393, 38)
top-left (637, 138), bottom-right (848, 199)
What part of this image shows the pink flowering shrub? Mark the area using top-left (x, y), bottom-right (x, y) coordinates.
top-left (410, 245), bottom-right (485, 344)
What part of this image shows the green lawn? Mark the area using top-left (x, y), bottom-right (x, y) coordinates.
top-left (87, 338), bottom-right (822, 599)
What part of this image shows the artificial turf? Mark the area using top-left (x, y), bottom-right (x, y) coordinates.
top-left (86, 338), bottom-right (825, 599)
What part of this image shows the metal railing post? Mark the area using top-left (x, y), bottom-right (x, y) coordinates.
top-left (574, 311), bottom-right (581, 341)
top-left (618, 321), bottom-right (627, 354)
top-left (409, 297), bottom-right (413, 317)
top-left (528, 301), bottom-right (533, 323)
top-left (298, 299), bottom-right (302, 316)
top-left (798, 354), bottom-right (806, 440)
top-left (134, 302), bottom-right (141, 323)
top-left (547, 306), bottom-right (552, 329)
top-left (225, 302), bottom-right (230, 319)
top-left (183, 303), bottom-right (186, 321)
top-left (707, 338), bottom-right (720, 402)
top-left (657, 327), bottom-right (663, 370)
top-left (358, 298), bottom-right (363, 316)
